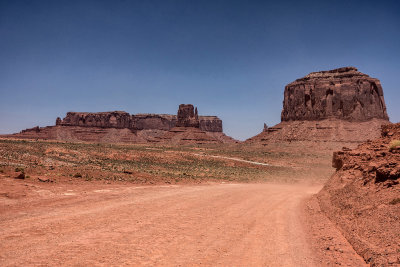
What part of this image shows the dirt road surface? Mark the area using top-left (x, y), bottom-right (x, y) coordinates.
top-left (0, 181), bottom-right (359, 266)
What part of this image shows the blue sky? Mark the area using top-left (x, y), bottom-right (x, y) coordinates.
top-left (0, 0), bottom-right (399, 140)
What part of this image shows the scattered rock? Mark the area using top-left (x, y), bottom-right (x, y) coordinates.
top-left (38, 177), bottom-right (53, 183)
top-left (15, 173), bottom-right (25, 179)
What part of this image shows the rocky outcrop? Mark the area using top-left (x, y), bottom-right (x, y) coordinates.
top-left (247, 67), bottom-right (391, 144)
top-left (176, 104), bottom-right (200, 128)
top-left (199, 116), bottom-right (223, 132)
top-left (263, 123), bottom-right (268, 132)
top-left (132, 114), bottom-right (176, 131)
top-left (154, 105), bottom-right (233, 144)
top-left (6, 104), bottom-right (230, 143)
top-left (281, 67), bottom-right (389, 122)
top-left (247, 119), bottom-right (390, 143)
top-left (318, 123), bottom-right (400, 265)
top-left (55, 108), bottom-right (222, 133)
top-left (58, 111), bottom-right (132, 129)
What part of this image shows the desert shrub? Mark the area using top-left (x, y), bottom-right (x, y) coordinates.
top-left (73, 173), bottom-right (82, 178)
top-left (15, 167), bottom-right (24, 173)
top-left (389, 140), bottom-right (400, 151)
top-left (389, 198), bottom-right (400, 205)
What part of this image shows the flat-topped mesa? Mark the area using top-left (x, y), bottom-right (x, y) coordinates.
top-left (132, 114), bottom-right (176, 131)
top-left (199, 116), bottom-right (222, 132)
top-left (176, 104), bottom-right (200, 128)
top-left (55, 110), bottom-right (222, 132)
top-left (6, 104), bottom-right (232, 143)
top-left (57, 111), bottom-right (132, 129)
top-left (281, 67), bottom-right (389, 122)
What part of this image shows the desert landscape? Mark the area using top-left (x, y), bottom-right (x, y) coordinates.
top-left (1, 66), bottom-right (398, 266)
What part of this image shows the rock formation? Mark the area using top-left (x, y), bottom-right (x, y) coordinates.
top-left (199, 116), bottom-right (223, 132)
top-left (281, 67), bottom-right (389, 122)
top-left (6, 104), bottom-right (233, 143)
top-left (58, 111), bottom-right (132, 129)
top-left (176, 104), bottom-right (200, 128)
top-left (247, 67), bottom-right (390, 143)
top-left (54, 109), bottom-right (222, 133)
top-left (318, 123), bottom-right (400, 265)
top-left (132, 114), bottom-right (176, 131)
top-left (155, 104), bottom-right (234, 144)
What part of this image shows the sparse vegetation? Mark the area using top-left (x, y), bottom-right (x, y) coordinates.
top-left (389, 140), bottom-right (400, 151)
top-left (0, 138), bottom-right (335, 184)
top-left (389, 198), bottom-right (400, 205)
top-left (15, 167), bottom-right (24, 173)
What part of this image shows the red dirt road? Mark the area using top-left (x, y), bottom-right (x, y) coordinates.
top-left (0, 181), bottom-right (360, 266)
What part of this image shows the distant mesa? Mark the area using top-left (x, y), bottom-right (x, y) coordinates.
top-left (176, 104), bottom-right (200, 128)
top-left (55, 108), bottom-right (222, 133)
top-left (6, 104), bottom-right (235, 144)
top-left (248, 67), bottom-right (390, 143)
top-left (3, 66), bottom-right (392, 144)
top-left (154, 104), bottom-right (235, 144)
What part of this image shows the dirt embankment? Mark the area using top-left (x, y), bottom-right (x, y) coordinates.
top-left (318, 123), bottom-right (400, 266)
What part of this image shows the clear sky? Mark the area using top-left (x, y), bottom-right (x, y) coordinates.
top-left (0, 0), bottom-right (399, 140)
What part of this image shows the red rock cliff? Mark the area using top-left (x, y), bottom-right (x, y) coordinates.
top-left (59, 111), bottom-right (132, 129)
top-left (56, 107), bottom-right (223, 132)
top-left (176, 104), bottom-right (200, 128)
top-left (281, 67), bottom-right (389, 122)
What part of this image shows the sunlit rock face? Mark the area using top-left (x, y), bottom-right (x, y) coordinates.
top-left (58, 111), bottom-right (132, 129)
top-left (281, 67), bottom-right (389, 122)
top-left (176, 104), bottom-right (200, 128)
top-left (56, 106), bottom-right (223, 132)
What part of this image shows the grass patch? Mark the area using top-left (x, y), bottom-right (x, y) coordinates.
top-left (15, 167), bottom-right (24, 173)
top-left (389, 140), bottom-right (400, 151)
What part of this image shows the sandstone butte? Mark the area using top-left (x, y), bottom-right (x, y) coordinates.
top-left (247, 67), bottom-right (391, 143)
top-left (5, 105), bottom-right (235, 144)
top-left (154, 104), bottom-right (234, 144)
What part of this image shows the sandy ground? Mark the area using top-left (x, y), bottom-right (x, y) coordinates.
top-left (0, 179), bottom-right (364, 266)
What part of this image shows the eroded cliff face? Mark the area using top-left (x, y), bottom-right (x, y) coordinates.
top-left (176, 104), bottom-right (200, 128)
top-left (199, 116), bottom-right (223, 132)
top-left (281, 67), bottom-right (389, 122)
top-left (132, 114), bottom-right (176, 131)
top-left (58, 111), bottom-right (132, 129)
top-left (55, 108), bottom-right (223, 132)
top-left (318, 123), bottom-right (400, 265)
